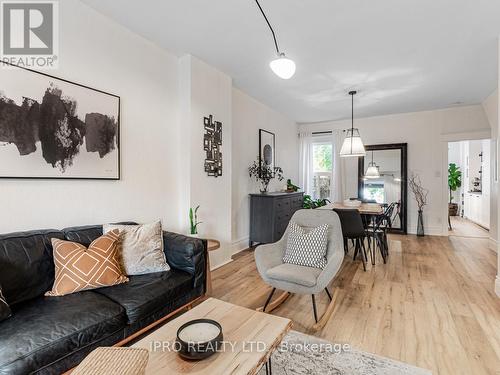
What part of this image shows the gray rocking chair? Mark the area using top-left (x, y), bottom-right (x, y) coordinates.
top-left (255, 209), bottom-right (344, 330)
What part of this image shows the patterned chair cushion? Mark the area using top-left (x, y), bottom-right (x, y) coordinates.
top-left (0, 286), bottom-right (11, 322)
top-left (283, 222), bottom-right (329, 269)
top-left (46, 229), bottom-right (129, 297)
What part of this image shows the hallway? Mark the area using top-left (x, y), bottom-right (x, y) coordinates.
top-left (449, 216), bottom-right (489, 238)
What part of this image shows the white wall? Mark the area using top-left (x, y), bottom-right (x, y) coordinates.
top-left (231, 88), bottom-right (299, 247)
top-left (299, 105), bottom-right (491, 235)
top-left (496, 37), bottom-right (500, 297)
top-left (482, 90), bottom-right (499, 248)
top-left (0, 0), bottom-right (185, 233)
top-left (0, 1), bottom-right (301, 271)
top-left (178, 55), bottom-right (234, 268)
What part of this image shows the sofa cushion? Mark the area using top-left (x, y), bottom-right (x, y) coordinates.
top-left (94, 269), bottom-right (193, 324)
top-left (103, 221), bottom-right (170, 276)
top-left (62, 222), bottom-right (138, 246)
top-left (0, 287), bottom-right (11, 322)
top-left (266, 263), bottom-right (322, 287)
top-left (46, 230), bottom-right (129, 297)
top-left (0, 291), bottom-right (126, 375)
top-left (0, 229), bottom-right (64, 305)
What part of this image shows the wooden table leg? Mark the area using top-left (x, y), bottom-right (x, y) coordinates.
top-left (206, 252), bottom-right (212, 295)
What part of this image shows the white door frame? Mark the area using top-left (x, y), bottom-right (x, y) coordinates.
top-left (440, 129), bottom-right (492, 236)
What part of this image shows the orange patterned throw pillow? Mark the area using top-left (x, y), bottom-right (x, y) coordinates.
top-left (46, 229), bottom-right (129, 297)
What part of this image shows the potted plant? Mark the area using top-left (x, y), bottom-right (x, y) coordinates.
top-left (248, 158), bottom-right (284, 193)
top-left (303, 194), bottom-right (330, 209)
top-left (286, 179), bottom-right (300, 192)
top-left (189, 205), bottom-right (202, 236)
top-left (448, 163), bottom-right (461, 216)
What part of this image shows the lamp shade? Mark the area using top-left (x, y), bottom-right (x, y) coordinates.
top-left (269, 54), bottom-right (296, 79)
top-left (365, 163), bottom-right (380, 179)
top-left (339, 128), bottom-right (366, 157)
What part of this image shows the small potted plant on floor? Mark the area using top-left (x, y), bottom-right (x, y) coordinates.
top-left (448, 163), bottom-right (461, 217)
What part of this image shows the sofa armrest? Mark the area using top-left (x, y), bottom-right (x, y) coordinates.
top-left (162, 231), bottom-right (207, 291)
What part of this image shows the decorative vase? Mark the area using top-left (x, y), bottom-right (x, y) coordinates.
top-left (417, 210), bottom-right (424, 237)
top-left (260, 181), bottom-right (269, 194)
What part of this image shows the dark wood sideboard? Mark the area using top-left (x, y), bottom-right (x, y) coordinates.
top-left (249, 192), bottom-right (304, 246)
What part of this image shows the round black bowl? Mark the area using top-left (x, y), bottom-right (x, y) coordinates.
top-left (176, 319), bottom-right (223, 360)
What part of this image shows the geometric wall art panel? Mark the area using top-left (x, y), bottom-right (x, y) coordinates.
top-left (203, 114), bottom-right (222, 177)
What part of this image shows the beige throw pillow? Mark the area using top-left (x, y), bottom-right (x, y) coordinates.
top-left (103, 221), bottom-right (170, 275)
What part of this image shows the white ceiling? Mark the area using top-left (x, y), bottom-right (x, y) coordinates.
top-left (81, 0), bottom-right (500, 123)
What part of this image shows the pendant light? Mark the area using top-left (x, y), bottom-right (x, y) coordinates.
top-left (255, 0), bottom-right (296, 79)
top-left (365, 151), bottom-right (380, 179)
top-left (340, 91), bottom-right (366, 157)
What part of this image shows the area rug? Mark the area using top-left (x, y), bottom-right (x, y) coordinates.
top-left (258, 331), bottom-right (431, 375)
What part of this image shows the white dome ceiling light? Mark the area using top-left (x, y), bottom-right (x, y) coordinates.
top-left (340, 91), bottom-right (366, 157)
top-left (270, 53), bottom-right (296, 79)
top-left (255, 0), bottom-right (296, 80)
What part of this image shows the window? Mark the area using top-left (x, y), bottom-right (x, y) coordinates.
top-left (312, 138), bottom-right (333, 200)
top-left (363, 184), bottom-right (385, 203)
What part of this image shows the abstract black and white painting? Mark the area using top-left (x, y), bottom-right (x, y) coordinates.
top-left (203, 114), bottom-right (222, 177)
top-left (259, 129), bottom-right (275, 174)
top-left (0, 62), bottom-right (120, 179)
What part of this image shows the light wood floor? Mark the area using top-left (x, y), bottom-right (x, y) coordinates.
top-left (449, 216), bottom-right (489, 238)
top-left (211, 235), bottom-right (500, 375)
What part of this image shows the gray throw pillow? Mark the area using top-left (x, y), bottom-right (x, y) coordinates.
top-left (103, 220), bottom-right (170, 275)
top-left (0, 286), bottom-right (11, 322)
top-left (283, 221), bottom-right (329, 269)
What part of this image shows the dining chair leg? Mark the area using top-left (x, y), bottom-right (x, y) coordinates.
top-left (353, 238), bottom-right (359, 261)
top-left (311, 294), bottom-right (318, 323)
top-left (343, 238), bottom-right (348, 254)
top-left (361, 238), bottom-right (368, 262)
top-left (357, 238), bottom-right (367, 272)
top-left (377, 235), bottom-right (386, 263)
top-left (263, 288), bottom-right (276, 312)
top-left (325, 287), bottom-right (332, 301)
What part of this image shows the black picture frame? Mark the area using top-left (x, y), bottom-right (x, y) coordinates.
top-left (358, 143), bottom-right (408, 234)
top-left (259, 129), bottom-right (275, 177)
top-left (0, 61), bottom-right (121, 180)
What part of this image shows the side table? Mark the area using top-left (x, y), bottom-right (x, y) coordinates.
top-left (205, 239), bottom-right (220, 295)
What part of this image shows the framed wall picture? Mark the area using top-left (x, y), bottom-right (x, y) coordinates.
top-left (259, 129), bottom-right (275, 174)
top-left (0, 61), bottom-right (120, 179)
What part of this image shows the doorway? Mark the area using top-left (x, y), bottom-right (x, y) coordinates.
top-left (447, 140), bottom-right (490, 238)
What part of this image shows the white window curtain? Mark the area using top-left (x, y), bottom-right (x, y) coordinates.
top-left (332, 130), bottom-right (345, 202)
top-left (299, 131), bottom-right (313, 195)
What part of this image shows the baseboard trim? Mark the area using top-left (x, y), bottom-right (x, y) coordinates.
top-left (210, 258), bottom-right (233, 271)
top-left (407, 226), bottom-right (443, 236)
top-left (495, 276), bottom-right (500, 298)
top-left (231, 236), bottom-right (249, 255)
top-left (488, 237), bottom-right (498, 253)
top-left (208, 237), bottom-right (249, 271)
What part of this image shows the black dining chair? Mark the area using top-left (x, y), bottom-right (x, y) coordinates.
top-left (333, 208), bottom-right (368, 271)
top-left (366, 202), bottom-right (397, 262)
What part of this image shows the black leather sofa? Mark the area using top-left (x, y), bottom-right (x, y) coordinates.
top-left (0, 223), bottom-right (207, 375)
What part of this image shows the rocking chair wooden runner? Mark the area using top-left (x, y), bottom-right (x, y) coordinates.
top-left (254, 209), bottom-right (344, 330)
